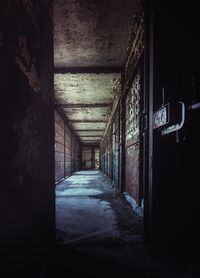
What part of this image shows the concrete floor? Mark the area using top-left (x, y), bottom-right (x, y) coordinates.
top-left (41, 170), bottom-right (200, 277)
top-left (56, 170), bottom-right (142, 244)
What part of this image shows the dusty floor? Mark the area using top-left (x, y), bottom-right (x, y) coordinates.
top-left (41, 170), bottom-right (200, 277)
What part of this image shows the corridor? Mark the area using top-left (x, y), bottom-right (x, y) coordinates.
top-left (56, 170), bottom-right (143, 245)
top-left (1, 1), bottom-right (200, 277)
top-left (41, 171), bottom-right (200, 278)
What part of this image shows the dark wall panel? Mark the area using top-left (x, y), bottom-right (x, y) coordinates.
top-left (0, 0), bottom-right (54, 272)
top-left (150, 0), bottom-right (200, 256)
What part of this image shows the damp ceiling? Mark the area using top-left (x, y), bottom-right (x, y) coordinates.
top-left (54, 0), bottom-right (138, 145)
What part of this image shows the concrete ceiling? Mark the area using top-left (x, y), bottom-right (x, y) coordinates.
top-left (54, 73), bottom-right (120, 144)
top-left (54, 0), bottom-right (137, 145)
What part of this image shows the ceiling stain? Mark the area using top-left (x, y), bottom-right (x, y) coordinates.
top-left (54, 0), bottom-right (139, 144)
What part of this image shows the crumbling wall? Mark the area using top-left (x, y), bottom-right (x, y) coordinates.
top-left (100, 1), bottom-right (144, 198)
top-left (124, 2), bottom-right (144, 86)
top-left (122, 1), bottom-right (144, 202)
top-left (0, 0), bottom-right (54, 273)
top-left (125, 72), bottom-right (141, 202)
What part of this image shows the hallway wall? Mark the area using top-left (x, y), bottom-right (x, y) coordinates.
top-left (55, 110), bottom-right (66, 181)
top-left (81, 146), bottom-right (100, 170)
top-left (100, 2), bottom-right (144, 202)
top-left (55, 110), bottom-right (81, 183)
top-left (0, 0), bottom-right (54, 273)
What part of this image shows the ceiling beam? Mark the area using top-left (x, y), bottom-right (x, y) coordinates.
top-left (79, 136), bottom-right (102, 138)
top-left (68, 120), bottom-right (107, 123)
top-left (81, 138), bottom-right (101, 140)
top-left (75, 129), bottom-right (105, 132)
top-left (54, 66), bottom-right (122, 74)
top-left (82, 144), bottom-right (100, 147)
top-left (54, 103), bottom-right (111, 108)
top-left (81, 140), bottom-right (101, 142)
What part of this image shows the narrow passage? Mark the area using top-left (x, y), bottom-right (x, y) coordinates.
top-left (56, 170), bottom-right (143, 244)
top-left (42, 171), bottom-right (199, 278)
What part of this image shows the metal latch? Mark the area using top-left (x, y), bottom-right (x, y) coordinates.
top-left (161, 101), bottom-right (185, 135)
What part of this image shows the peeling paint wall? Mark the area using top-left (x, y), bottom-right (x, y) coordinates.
top-left (0, 0), bottom-right (54, 272)
top-left (125, 72), bottom-right (141, 202)
top-left (122, 0), bottom-right (144, 204)
top-left (100, 0), bottom-right (144, 197)
top-left (124, 2), bottom-right (144, 86)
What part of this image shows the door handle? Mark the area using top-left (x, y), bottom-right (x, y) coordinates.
top-left (162, 102), bottom-right (185, 135)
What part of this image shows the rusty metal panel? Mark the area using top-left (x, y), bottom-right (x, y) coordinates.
top-left (125, 71), bottom-right (141, 203)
